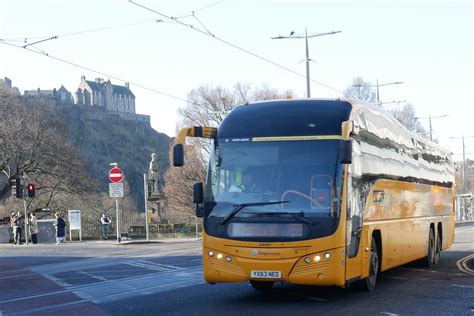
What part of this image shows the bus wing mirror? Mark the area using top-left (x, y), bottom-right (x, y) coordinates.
top-left (173, 144), bottom-right (184, 167)
top-left (339, 140), bottom-right (352, 164)
top-left (193, 182), bottom-right (204, 217)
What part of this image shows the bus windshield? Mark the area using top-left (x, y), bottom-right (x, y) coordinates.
top-left (205, 139), bottom-right (342, 220)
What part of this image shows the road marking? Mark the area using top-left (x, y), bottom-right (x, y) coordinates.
top-left (456, 254), bottom-right (474, 275)
top-left (381, 276), bottom-right (407, 280)
top-left (0, 266), bottom-right (202, 305)
top-left (451, 284), bottom-right (474, 289)
top-left (78, 271), bottom-right (107, 281)
top-left (8, 299), bottom-right (90, 316)
top-left (381, 312), bottom-right (399, 316)
top-left (399, 267), bottom-right (439, 273)
top-left (0, 272), bottom-right (37, 281)
top-left (43, 273), bottom-right (70, 287)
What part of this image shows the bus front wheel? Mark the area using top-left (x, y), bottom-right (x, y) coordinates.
top-left (361, 237), bottom-right (379, 291)
top-left (250, 280), bottom-right (274, 291)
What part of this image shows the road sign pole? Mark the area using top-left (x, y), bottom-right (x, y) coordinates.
top-left (144, 173), bottom-right (149, 242)
top-left (116, 197), bottom-right (120, 243)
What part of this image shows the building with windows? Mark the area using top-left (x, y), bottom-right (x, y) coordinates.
top-left (75, 76), bottom-right (135, 113)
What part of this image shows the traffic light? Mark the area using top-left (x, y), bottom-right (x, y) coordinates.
top-left (27, 183), bottom-right (35, 198)
top-left (15, 176), bottom-right (23, 198)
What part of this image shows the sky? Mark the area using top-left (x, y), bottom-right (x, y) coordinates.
top-left (0, 0), bottom-right (472, 160)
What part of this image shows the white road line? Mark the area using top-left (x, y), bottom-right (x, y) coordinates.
top-left (399, 267), bottom-right (439, 273)
top-left (451, 284), bottom-right (474, 289)
top-left (381, 276), bottom-right (407, 280)
top-left (381, 312), bottom-right (399, 316)
top-left (456, 254), bottom-right (474, 275)
top-left (0, 266), bottom-right (202, 305)
top-left (89, 277), bottom-right (204, 304)
top-left (0, 272), bottom-right (37, 281)
top-left (78, 270), bottom-right (107, 281)
top-left (8, 299), bottom-right (90, 316)
top-left (43, 273), bottom-right (70, 287)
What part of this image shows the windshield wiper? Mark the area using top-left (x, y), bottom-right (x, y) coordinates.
top-left (243, 211), bottom-right (319, 225)
top-left (220, 201), bottom-right (289, 225)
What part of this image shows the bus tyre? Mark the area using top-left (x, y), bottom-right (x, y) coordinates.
top-left (361, 237), bottom-right (379, 291)
top-left (250, 281), bottom-right (274, 291)
top-left (433, 231), bottom-right (441, 265)
top-left (422, 228), bottom-right (435, 267)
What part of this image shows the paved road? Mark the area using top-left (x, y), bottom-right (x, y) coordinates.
top-left (0, 225), bottom-right (472, 315)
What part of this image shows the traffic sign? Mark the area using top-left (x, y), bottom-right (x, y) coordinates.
top-left (109, 167), bottom-right (123, 183)
top-left (109, 183), bottom-right (124, 197)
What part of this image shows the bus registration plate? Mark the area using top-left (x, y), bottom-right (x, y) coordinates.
top-left (251, 270), bottom-right (281, 279)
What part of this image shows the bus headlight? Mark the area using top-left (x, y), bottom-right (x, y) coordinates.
top-left (208, 250), bottom-right (214, 257)
top-left (217, 253), bottom-right (223, 260)
top-left (314, 255), bottom-right (321, 262)
top-left (226, 256), bottom-right (232, 262)
top-left (324, 252), bottom-right (331, 259)
top-left (304, 257), bottom-right (311, 264)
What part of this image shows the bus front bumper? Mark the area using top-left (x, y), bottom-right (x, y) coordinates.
top-left (203, 247), bottom-right (346, 286)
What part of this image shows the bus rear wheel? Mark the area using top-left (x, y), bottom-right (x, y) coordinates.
top-left (361, 237), bottom-right (379, 291)
top-left (250, 280), bottom-right (274, 291)
top-left (422, 228), bottom-right (435, 267)
top-left (433, 230), bottom-right (441, 265)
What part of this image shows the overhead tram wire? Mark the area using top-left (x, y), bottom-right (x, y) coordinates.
top-left (128, 0), bottom-right (344, 95)
top-left (1, 20), bottom-right (154, 45)
top-left (0, 40), bottom-right (193, 105)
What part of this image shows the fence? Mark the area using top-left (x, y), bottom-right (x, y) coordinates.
top-left (71, 212), bottom-right (202, 240)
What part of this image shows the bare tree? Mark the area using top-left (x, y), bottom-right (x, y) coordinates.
top-left (389, 103), bottom-right (426, 136)
top-left (163, 144), bottom-right (206, 223)
top-left (0, 90), bottom-right (96, 211)
top-left (343, 77), bottom-right (376, 102)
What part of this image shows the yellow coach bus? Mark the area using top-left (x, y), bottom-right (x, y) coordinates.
top-left (172, 99), bottom-right (455, 291)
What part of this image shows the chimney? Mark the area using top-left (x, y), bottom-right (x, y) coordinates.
top-left (95, 78), bottom-right (103, 84)
top-left (125, 82), bottom-right (129, 88)
top-left (81, 75), bottom-right (86, 81)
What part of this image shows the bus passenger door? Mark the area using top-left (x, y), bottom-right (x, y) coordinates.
top-left (345, 175), bottom-right (364, 281)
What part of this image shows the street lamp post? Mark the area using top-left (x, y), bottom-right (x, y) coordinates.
top-left (449, 136), bottom-right (474, 194)
top-left (272, 28), bottom-right (341, 98)
top-left (352, 79), bottom-right (403, 105)
top-left (416, 114), bottom-right (448, 141)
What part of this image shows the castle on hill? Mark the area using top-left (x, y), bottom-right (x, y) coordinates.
top-left (1, 76), bottom-right (149, 124)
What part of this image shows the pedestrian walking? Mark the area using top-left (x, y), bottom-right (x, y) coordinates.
top-left (11, 211), bottom-right (24, 245)
top-left (100, 214), bottom-right (111, 240)
top-left (54, 212), bottom-right (66, 244)
top-left (29, 212), bottom-right (39, 244)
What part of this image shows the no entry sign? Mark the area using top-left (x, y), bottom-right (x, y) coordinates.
top-left (109, 167), bottom-right (123, 183)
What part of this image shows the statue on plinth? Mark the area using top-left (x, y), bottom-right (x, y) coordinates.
top-left (148, 152), bottom-right (161, 194)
